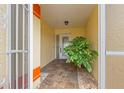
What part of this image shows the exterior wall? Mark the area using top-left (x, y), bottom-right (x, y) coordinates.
top-left (0, 5), bottom-right (7, 88)
top-left (55, 27), bottom-right (86, 40)
top-left (33, 15), bottom-right (41, 88)
top-left (41, 19), bottom-right (55, 68)
top-left (0, 25), bottom-right (7, 79)
top-left (85, 5), bottom-right (98, 80)
top-left (33, 4), bottom-right (41, 19)
top-left (33, 15), bottom-right (41, 72)
top-left (106, 5), bottom-right (124, 88)
top-left (106, 56), bottom-right (124, 88)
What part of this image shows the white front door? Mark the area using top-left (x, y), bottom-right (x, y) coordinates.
top-left (59, 34), bottom-right (70, 59)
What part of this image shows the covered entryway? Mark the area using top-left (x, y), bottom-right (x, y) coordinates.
top-left (33, 4), bottom-right (99, 89)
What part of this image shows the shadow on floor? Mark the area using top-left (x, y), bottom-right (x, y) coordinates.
top-left (39, 59), bottom-right (98, 89)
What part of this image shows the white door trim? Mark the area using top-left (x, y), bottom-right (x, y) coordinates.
top-left (29, 4), bottom-right (33, 89)
top-left (98, 4), bottom-right (106, 89)
top-left (7, 4), bottom-right (11, 89)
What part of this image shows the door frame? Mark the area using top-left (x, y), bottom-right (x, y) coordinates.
top-left (8, 4), bottom-right (11, 89)
top-left (55, 33), bottom-right (71, 59)
top-left (98, 4), bottom-right (106, 89)
top-left (29, 4), bottom-right (33, 89)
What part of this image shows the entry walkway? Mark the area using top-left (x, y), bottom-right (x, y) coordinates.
top-left (39, 59), bottom-right (98, 89)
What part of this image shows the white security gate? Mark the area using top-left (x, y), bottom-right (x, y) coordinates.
top-left (0, 4), bottom-right (33, 89)
top-left (8, 4), bottom-right (31, 89)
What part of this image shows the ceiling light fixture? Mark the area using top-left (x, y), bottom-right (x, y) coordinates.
top-left (64, 20), bottom-right (69, 25)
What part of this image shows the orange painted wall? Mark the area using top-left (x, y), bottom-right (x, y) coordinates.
top-left (33, 66), bottom-right (41, 81)
top-left (33, 4), bottom-right (41, 19)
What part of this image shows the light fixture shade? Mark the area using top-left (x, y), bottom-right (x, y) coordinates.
top-left (64, 20), bottom-right (69, 25)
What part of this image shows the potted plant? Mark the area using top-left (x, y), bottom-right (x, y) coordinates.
top-left (64, 36), bottom-right (98, 73)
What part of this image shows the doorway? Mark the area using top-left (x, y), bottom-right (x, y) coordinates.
top-left (56, 34), bottom-right (70, 59)
top-left (39, 4), bottom-right (99, 89)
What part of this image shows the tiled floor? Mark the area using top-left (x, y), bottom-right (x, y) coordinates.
top-left (39, 59), bottom-right (98, 89)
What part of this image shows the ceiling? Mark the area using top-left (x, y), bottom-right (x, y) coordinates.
top-left (41, 4), bottom-right (96, 28)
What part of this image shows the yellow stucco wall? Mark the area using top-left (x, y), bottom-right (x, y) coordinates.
top-left (85, 5), bottom-right (98, 81)
top-left (106, 5), bottom-right (124, 88)
top-left (0, 5), bottom-right (7, 83)
top-left (55, 27), bottom-right (86, 40)
top-left (33, 15), bottom-right (41, 68)
top-left (33, 15), bottom-right (41, 88)
top-left (41, 20), bottom-right (55, 68)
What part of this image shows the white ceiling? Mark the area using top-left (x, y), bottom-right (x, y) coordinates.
top-left (41, 4), bottom-right (96, 28)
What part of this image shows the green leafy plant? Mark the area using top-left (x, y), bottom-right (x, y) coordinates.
top-left (64, 36), bottom-right (98, 73)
